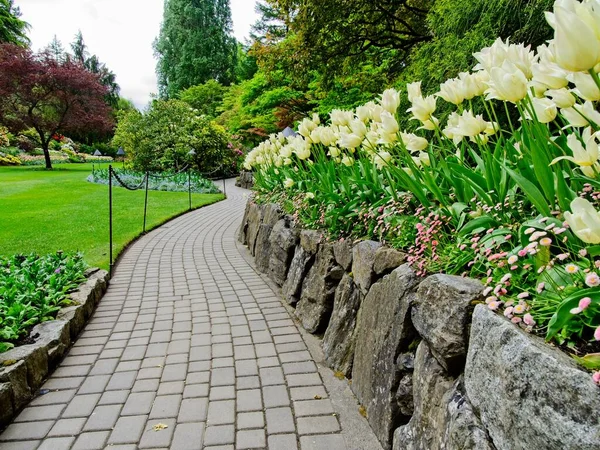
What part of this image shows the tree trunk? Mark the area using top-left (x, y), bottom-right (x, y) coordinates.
top-left (42, 142), bottom-right (52, 170)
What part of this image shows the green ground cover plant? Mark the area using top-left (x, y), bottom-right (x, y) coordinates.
top-left (0, 164), bottom-right (224, 269)
top-left (0, 252), bottom-right (86, 352)
top-left (244, 0), bottom-right (600, 384)
top-left (87, 168), bottom-right (221, 194)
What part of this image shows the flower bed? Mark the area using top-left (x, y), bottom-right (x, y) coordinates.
top-left (0, 253), bottom-right (87, 353)
top-left (244, 0), bottom-right (600, 382)
top-left (87, 168), bottom-right (221, 194)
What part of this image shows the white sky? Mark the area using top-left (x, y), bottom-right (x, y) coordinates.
top-left (14, 0), bottom-right (259, 109)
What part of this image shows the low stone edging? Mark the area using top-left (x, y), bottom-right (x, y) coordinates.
top-left (239, 200), bottom-right (600, 450)
top-left (0, 268), bottom-right (109, 427)
top-left (235, 171), bottom-right (254, 189)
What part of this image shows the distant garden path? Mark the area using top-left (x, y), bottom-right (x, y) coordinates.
top-left (0, 179), bottom-right (378, 450)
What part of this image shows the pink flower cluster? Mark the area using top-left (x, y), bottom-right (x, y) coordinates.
top-left (407, 209), bottom-right (450, 277)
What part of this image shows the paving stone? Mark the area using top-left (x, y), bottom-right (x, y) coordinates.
top-left (299, 434), bottom-right (347, 450)
top-left (77, 375), bottom-right (111, 394)
top-left (98, 389), bottom-right (130, 405)
top-left (14, 404), bottom-right (65, 422)
top-left (263, 384), bottom-right (290, 408)
top-left (204, 424), bottom-right (235, 445)
top-left (236, 429), bottom-right (266, 449)
top-left (83, 404), bottom-right (122, 431)
top-left (139, 417), bottom-right (176, 448)
top-left (210, 385), bottom-right (236, 400)
top-left (106, 371), bottom-right (137, 391)
top-left (0, 421), bottom-right (54, 440)
top-left (171, 422), bottom-right (205, 450)
top-left (207, 400), bottom-right (235, 425)
top-left (237, 389), bottom-right (263, 412)
top-left (48, 418), bottom-right (87, 437)
top-left (266, 407), bottom-right (296, 434)
top-left (297, 416), bottom-right (340, 435)
top-left (178, 397), bottom-right (208, 422)
top-left (237, 411), bottom-right (264, 429)
top-left (237, 376), bottom-right (261, 390)
top-left (183, 383), bottom-right (209, 398)
top-left (122, 392), bottom-right (155, 415)
top-left (37, 437), bottom-right (75, 450)
top-left (62, 394), bottom-right (101, 418)
top-left (71, 431), bottom-right (109, 450)
top-left (259, 366), bottom-right (285, 386)
top-left (269, 434), bottom-right (299, 450)
top-left (149, 394), bottom-right (182, 419)
top-left (108, 415), bottom-right (148, 444)
top-left (293, 399), bottom-right (335, 417)
top-left (290, 386), bottom-right (328, 401)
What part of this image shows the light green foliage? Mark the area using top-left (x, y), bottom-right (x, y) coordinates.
top-left (112, 99), bottom-right (229, 173)
top-left (155, 0), bottom-right (237, 97)
top-left (0, 252), bottom-right (86, 352)
top-left (179, 80), bottom-right (227, 119)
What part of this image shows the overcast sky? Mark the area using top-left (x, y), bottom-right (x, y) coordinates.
top-left (14, 0), bottom-right (259, 109)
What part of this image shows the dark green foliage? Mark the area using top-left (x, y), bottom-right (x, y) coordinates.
top-left (0, 252), bottom-right (87, 352)
top-left (154, 0), bottom-right (238, 97)
top-left (0, 0), bottom-right (28, 47)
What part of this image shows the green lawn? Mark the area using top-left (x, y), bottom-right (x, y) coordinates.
top-left (0, 164), bottom-right (224, 269)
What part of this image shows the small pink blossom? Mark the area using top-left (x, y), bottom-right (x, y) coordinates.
top-left (488, 301), bottom-right (500, 311)
top-left (483, 286), bottom-right (493, 296)
top-left (530, 231), bottom-right (547, 241)
top-left (593, 372), bottom-right (600, 385)
top-left (514, 304), bottom-right (526, 314)
top-left (544, 223), bottom-right (555, 230)
top-left (539, 237), bottom-right (552, 246)
top-left (510, 265), bottom-right (519, 271)
top-left (537, 282), bottom-right (545, 293)
top-left (504, 307), bottom-right (514, 318)
top-left (570, 307), bottom-right (582, 314)
top-left (554, 227), bottom-right (567, 235)
top-left (485, 296), bottom-right (498, 304)
top-left (556, 253), bottom-right (569, 261)
top-left (524, 227), bottom-right (535, 235)
top-left (511, 316), bottom-right (522, 324)
top-left (500, 273), bottom-right (512, 283)
top-left (586, 273), bottom-right (600, 287)
top-left (579, 249), bottom-right (588, 257)
top-left (508, 255), bottom-right (518, 264)
top-left (579, 297), bottom-right (592, 310)
top-left (523, 313), bottom-right (535, 326)
top-left (518, 249), bottom-right (528, 257)
top-left (517, 292), bottom-right (530, 299)
top-left (595, 326), bottom-right (600, 341)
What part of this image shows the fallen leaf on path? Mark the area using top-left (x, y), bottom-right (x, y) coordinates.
top-left (153, 423), bottom-right (168, 431)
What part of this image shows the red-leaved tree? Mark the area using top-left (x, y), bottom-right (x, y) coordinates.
top-left (0, 43), bottom-right (114, 169)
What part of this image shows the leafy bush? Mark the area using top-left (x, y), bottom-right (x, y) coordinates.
top-left (0, 152), bottom-right (20, 166)
top-left (113, 99), bottom-right (230, 174)
top-left (0, 253), bottom-right (87, 353)
top-left (87, 168), bottom-right (221, 194)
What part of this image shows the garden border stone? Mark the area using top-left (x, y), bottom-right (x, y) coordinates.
top-left (0, 268), bottom-right (109, 428)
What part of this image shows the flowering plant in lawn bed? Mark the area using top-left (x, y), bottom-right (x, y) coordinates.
top-left (0, 253), bottom-right (87, 353)
top-left (244, 0), bottom-right (600, 382)
top-left (87, 168), bottom-right (221, 194)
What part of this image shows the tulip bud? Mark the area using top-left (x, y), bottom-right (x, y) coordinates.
top-left (544, 88), bottom-right (576, 108)
top-left (380, 88), bottom-right (401, 114)
top-left (564, 197), bottom-right (600, 243)
top-left (550, 6), bottom-right (600, 72)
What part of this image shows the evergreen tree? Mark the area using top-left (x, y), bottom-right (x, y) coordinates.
top-left (46, 35), bottom-right (65, 62)
top-left (0, 0), bottom-right (29, 46)
top-left (154, 0), bottom-right (237, 98)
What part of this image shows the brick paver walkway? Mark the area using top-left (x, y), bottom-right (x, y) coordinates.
top-left (0, 180), bottom-right (352, 450)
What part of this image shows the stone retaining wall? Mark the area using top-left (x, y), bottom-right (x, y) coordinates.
top-left (235, 171), bottom-right (254, 189)
top-left (0, 268), bottom-right (109, 427)
top-left (239, 201), bottom-right (600, 450)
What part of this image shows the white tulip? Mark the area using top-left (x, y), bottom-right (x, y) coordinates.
top-left (330, 109), bottom-right (354, 127)
top-left (437, 78), bottom-right (466, 105)
top-left (473, 38), bottom-right (510, 73)
top-left (349, 119), bottom-right (367, 138)
top-left (298, 117), bottom-right (317, 137)
top-left (319, 127), bottom-right (337, 147)
top-left (380, 111), bottom-right (400, 135)
top-left (552, 129), bottom-right (600, 177)
top-left (408, 95), bottom-right (437, 122)
top-left (381, 88), bottom-right (401, 114)
top-left (283, 178), bottom-right (294, 189)
top-left (406, 82), bottom-right (422, 102)
top-left (280, 145), bottom-right (292, 158)
top-left (485, 60), bottom-right (529, 103)
top-left (531, 61), bottom-right (569, 92)
top-left (561, 101), bottom-right (600, 127)
top-left (373, 151), bottom-right (392, 169)
top-left (341, 155), bottom-right (354, 167)
top-left (564, 197), bottom-right (600, 243)
top-left (328, 146), bottom-right (341, 158)
top-left (369, 104), bottom-right (385, 122)
top-left (339, 132), bottom-right (363, 149)
top-left (459, 72), bottom-right (487, 99)
top-left (356, 105), bottom-right (371, 122)
top-left (544, 88), bottom-right (576, 108)
top-left (524, 96), bottom-right (558, 123)
top-left (400, 132), bottom-right (429, 152)
top-left (548, 5), bottom-right (600, 72)
top-left (569, 72), bottom-right (600, 101)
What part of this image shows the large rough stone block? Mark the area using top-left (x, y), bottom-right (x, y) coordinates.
top-left (352, 264), bottom-right (418, 449)
top-left (322, 274), bottom-right (363, 377)
top-left (282, 246), bottom-right (313, 306)
top-left (0, 345), bottom-right (48, 391)
top-left (393, 342), bottom-right (492, 450)
top-left (57, 305), bottom-right (85, 340)
top-left (238, 200), bottom-right (252, 244)
top-left (295, 244), bottom-right (344, 333)
top-left (268, 217), bottom-right (300, 286)
top-left (0, 360), bottom-right (31, 411)
top-left (412, 274), bottom-right (483, 372)
top-left (246, 203), bottom-right (263, 256)
top-left (374, 247), bottom-right (406, 275)
top-left (300, 229), bottom-right (322, 255)
top-left (352, 240), bottom-right (382, 294)
top-left (465, 305), bottom-right (600, 450)
top-left (33, 320), bottom-right (71, 367)
top-left (0, 382), bottom-right (13, 426)
top-left (333, 239), bottom-right (353, 271)
top-left (255, 204), bottom-right (283, 272)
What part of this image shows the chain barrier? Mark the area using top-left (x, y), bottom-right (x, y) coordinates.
top-left (107, 164), bottom-right (228, 276)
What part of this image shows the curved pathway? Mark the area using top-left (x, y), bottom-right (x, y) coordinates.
top-left (0, 180), bottom-right (379, 450)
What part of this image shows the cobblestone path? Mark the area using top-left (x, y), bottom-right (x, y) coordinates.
top-left (0, 180), bottom-right (377, 450)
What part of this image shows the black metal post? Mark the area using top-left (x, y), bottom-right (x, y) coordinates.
top-left (188, 170), bottom-right (192, 211)
top-left (108, 166), bottom-right (113, 276)
top-left (143, 172), bottom-right (149, 233)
